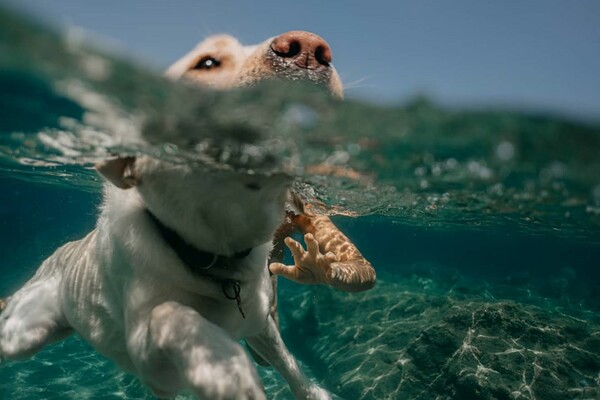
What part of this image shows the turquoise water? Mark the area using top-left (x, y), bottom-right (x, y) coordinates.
top-left (1, 8), bottom-right (600, 400)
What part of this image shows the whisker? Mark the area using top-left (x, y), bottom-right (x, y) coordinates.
top-left (342, 75), bottom-right (375, 90)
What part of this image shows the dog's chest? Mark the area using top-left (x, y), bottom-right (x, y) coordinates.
top-left (190, 283), bottom-right (272, 339)
top-left (184, 248), bottom-right (275, 338)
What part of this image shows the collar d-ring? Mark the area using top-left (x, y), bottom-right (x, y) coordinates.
top-left (198, 254), bottom-right (219, 270)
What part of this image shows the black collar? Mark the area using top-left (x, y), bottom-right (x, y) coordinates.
top-left (145, 210), bottom-right (252, 275)
top-left (145, 209), bottom-right (251, 318)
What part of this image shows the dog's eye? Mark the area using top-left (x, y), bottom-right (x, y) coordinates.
top-left (192, 56), bottom-right (222, 70)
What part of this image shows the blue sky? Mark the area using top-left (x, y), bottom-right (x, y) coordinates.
top-left (6, 0), bottom-right (600, 121)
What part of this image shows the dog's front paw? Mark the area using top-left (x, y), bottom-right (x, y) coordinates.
top-left (303, 384), bottom-right (333, 400)
top-left (269, 234), bottom-right (336, 285)
top-left (185, 346), bottom-right (266, 400)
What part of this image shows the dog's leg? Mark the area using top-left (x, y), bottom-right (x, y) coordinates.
top-left (247, 316), bottom-right (331, 400)
top-left (246, 272), bottom-right (279, 367)
top-left (128, 301), bottom-right (265, 400)
top-left (0, 279), bottom-right (72, 360)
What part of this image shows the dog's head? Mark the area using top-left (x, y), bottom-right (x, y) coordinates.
top-left (165, 31), bottom-right (343, 98)
top-left (95, 31), bottom-right (343, 253)
top-left (96, 156), bottom-right (291, 255)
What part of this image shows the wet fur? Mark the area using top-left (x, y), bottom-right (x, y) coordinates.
top-left (0, 156), bottom-right (330, 399)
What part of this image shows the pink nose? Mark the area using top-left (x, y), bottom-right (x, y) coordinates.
top-left (270, 31), bottom-right (332, 69)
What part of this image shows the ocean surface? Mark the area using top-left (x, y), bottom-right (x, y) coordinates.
top-left (1, 8), bottom-right (600, 400)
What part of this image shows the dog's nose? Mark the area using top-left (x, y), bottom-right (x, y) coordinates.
top-left (270, 31), bottom-right (332, 69)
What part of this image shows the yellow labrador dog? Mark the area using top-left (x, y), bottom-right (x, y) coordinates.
top-left (165, 30), bottom-right (343, 97)
top-left (0, 31), bottom-right (374, 399)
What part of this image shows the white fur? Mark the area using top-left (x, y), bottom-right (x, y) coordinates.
top-left (0, 156), bottom-right (330, 399)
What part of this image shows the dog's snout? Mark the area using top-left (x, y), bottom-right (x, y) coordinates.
top-left (270, 31), bottom-right (332, 69)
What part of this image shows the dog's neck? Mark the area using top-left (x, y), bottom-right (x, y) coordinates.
top-left (145, 209), bottom-right (251, 318)
top-left (145, 209), bottom-right (252, 272)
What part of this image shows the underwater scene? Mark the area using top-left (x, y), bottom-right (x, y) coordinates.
top-left (1, 7), bottom-right (600, 400)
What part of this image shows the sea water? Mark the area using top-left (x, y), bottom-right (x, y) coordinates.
top-left (1, 8), bottom-right (599, 400)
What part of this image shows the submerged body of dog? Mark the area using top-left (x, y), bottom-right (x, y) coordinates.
top-left (1, 31), bottom-right (375, 399)
top-left (1, 158), bottom-right (322, 399)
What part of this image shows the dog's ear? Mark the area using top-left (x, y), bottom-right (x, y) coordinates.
top-left (95, 157), bottom-right (138, 189)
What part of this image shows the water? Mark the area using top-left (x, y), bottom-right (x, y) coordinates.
top-left (1, 8), bottom-right (600, 400)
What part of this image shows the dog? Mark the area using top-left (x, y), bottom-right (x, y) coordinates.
top-left (166, 31), bottom-right (374, 293)
top-left (0, 31), bottom-right (375, 399)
